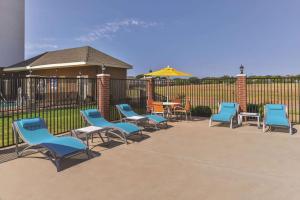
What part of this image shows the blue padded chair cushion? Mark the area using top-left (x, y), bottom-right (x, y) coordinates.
top-left (117, 104), bottom-right (137, 117)
top-left (120, 104), bottom-right (132, 111)
top-left (21, 118), bottom-right (45, 130)
top-left (222, 102), bottom-right (235, 108)
top-left (113, 123), bottom-right (140, 135)
top-left (15, 118), bottom-right (87, 156)
top-left (220, 103), bottom-right (237, 116)
top-left (81, 109), bottom-right (141, 134)
top-left (266, 104), bottom-right (284, 110)
top-left (265, 116), bottom-right (289, 127)
top-left (211, 113), bottom-right (234, 122)
top-left (265, 104), bottom-right (289, 127)
top-left (117, 104), bottom-right (166, 124)
top-left (41, 136), bottom-right (86, 157)
top-left (85, 109), bottom-right (101, 118)
top-left (146, 114), bottom-right (167, 123)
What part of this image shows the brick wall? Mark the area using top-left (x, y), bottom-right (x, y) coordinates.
top-left (97, 74), bottom-right (110, 119)
top-left (236, 74), bottom-right (247, 112)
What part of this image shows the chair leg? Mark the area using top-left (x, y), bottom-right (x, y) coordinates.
top-left (86, 149), bottom-right (91, 159)
top-left (230, 119), bottom-right (233, 129)
top-left (209, 118), bottom-right (212, 127)
top-left (139, 130), bottom-right (143, 137)
top-left (289, 123), bottom-right (293, 135)
top-left (55, 158), bottom-right (62, 172)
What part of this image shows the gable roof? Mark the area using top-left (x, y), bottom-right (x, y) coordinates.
top-left (4, 46), bottom-right (132, 71)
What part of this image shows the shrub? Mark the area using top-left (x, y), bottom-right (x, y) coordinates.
top-left (247, 103), bottom-right (264, 117)
top-left (191, 106), bottom-right (212, 117)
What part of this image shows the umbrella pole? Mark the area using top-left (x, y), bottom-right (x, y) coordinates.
top-left (167, 78), bottom-right (169, 102)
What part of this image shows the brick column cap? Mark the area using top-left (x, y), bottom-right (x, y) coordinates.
top-left (97, 74), bottom-right (111, 77)
top-left (236, 74), bottom-right (247, 77)
top-left (25, 75), bottom-right (40, 77)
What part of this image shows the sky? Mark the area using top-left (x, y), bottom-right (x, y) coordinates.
top-left (25, 0), bottom-right (300, 77)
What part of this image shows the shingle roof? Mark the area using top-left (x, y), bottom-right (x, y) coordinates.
top-left (5, 46), bottom-right (132, 69)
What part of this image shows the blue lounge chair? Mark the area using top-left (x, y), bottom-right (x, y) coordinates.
top-left (116, 104), bottom-right (168, 129)
top-left (263, 104), bottom-right (292, 134)
top-left (80, 109), bottom-right (142, 144)
top-left (209, 102), bottom-right (239, 129)
top-left (12, 118), bottom-right (88, 172)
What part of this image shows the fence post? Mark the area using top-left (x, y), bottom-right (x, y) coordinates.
top-left (97, 74), bottom-right (110, 120)
top-left (236, 73), bottom-right (247, 112)
top-left (146, 77), bottom-right (154, 101)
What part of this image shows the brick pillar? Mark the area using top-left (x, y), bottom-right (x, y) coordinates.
top-left (146, 77), bottom-right (154, 101)
top-left (236, 74), bottom-right (247, 112)
top-left (97, 74), bottom-right (110, 120)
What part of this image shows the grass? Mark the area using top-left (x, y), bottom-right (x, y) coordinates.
top-left (0, 104), bottom-right (145, 148)
top-left (0, 106), bottom-right (96, 148)
top-left (155, 83), bottom-right (300, 122)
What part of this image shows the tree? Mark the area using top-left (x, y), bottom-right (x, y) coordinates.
top-left (135, 74), bottom-right (145, 79)
top-left (188, 77), bottom-right (200, 84)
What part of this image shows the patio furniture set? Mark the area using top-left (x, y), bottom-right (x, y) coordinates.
top-left (209, 102), bottom-right (293, 134)
top-left (11, 100), bottom-right (293, 172)
top-left (12, 104), bottom-right (167, 172)
top-left (147, 98), bottom-right (192, 120)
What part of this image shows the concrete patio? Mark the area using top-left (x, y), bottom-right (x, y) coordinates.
top-left (0, 119), bottom-right (300, 200)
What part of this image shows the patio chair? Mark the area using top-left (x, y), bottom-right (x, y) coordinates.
top-left (146, 99), bottom-right (154, 113)
top-left (171, 98), bottom-right (181, 110)
top-left (116, 104), bottom-right (168, 129)
top-left (173, 98), bottom-right (192, 120)
top-left (209, 102), bottom-right (239, 129)
top-left (80, 109), bottom-right (143, 144)
top-left (12, 118), bottom-right (88, 172)
top-left (152, 101), bottom-right (167, 117)
top-left (263, 104), bottom-right (292, 134)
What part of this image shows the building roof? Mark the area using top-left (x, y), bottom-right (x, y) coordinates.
top-left (3, 46), bottom-right (132, 71)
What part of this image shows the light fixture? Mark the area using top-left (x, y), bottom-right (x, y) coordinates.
top-left (101, 64), bottom-right (106, 74)
top-left (240, 64), bottom-right (244, 74)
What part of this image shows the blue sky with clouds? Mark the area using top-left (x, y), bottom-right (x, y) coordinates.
top-left (26, 0), bottom-right (300, 77)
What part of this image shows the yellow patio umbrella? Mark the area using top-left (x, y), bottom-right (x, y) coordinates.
top-left (144, 65), bottom-right (192, 77)
top-left (144, 66), bottom-right (192, 102)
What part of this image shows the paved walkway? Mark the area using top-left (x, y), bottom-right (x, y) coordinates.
top-left (0, 119), bottom-right (300, 200)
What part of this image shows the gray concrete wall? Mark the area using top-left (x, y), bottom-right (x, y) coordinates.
top-left (0, 0), bottom-right (25, 67)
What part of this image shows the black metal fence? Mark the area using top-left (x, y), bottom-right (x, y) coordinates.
top-left (0, 76), bottom-right (97, 148)
top-left (1, 76), bottom-right (300, 148)
top-left (154, 78), bottom-right (236, 116)
top-left (110, 79), bottom-right (148, 121)
top-left (247, 77), bottom-right (300, 123)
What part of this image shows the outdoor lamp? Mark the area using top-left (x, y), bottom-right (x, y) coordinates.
top-left (101, 64), bottom-right (106, 74)
top-left (240, 64), bottom-right (244, 74)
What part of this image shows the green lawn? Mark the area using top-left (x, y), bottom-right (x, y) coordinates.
top-left (0, 106), bottom-right (97, 148)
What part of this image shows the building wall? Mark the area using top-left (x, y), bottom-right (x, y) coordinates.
top-left (5, 66), bottom-right (127, 79)
top-left (0, 0), bottom-right (25, 67)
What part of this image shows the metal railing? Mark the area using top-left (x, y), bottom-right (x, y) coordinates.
top-left (0, 76), bottom-right (97, 148)
top-left (110, 78), bottom-right (148, 121)
top-left (1, 75), bottom-right (300, 148)
top-left (247, 77), bottom-right (300, 123)
top-left (154, 78), bottom-right (236, 115)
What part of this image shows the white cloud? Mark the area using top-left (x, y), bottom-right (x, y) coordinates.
top-left (25, 42), bottom-right (59, 58)
top-left (76, 19), bottom-right (158, 42)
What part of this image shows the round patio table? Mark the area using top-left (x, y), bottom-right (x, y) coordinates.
top-left (162, 102), bottom-right (181, 106)
top-left (162, 102), bottom-right (181, 117)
